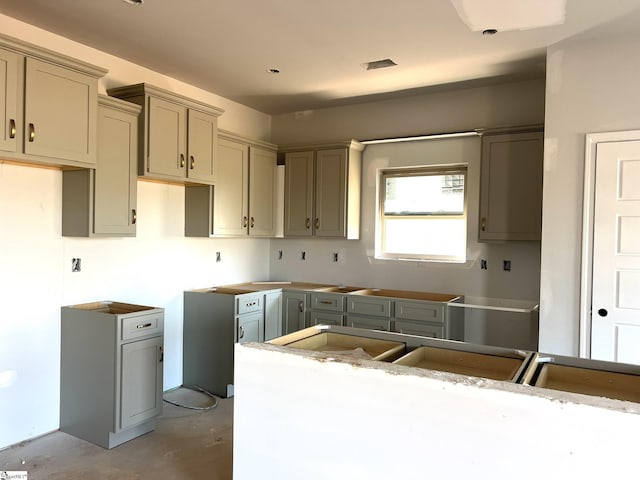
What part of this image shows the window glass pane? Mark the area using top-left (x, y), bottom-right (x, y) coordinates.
top-left (382, 217), bottom-right (466, 258)
top-left (384, 174), bottom-right (464, 216)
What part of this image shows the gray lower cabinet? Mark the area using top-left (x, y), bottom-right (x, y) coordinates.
top-left (393, 319), bottom-right (444, 338)
top-left (264, 290), bottom-right (283, 341)
top-left (60, 301), bottom-right (164, 449)
top-left (309, 311), bottom-right (344, 327)
top-left (345, 315), bottom-right (392, 331)
top-left (282, 290), bottom-right (308, 334)
top-left (183, 289), bottom-right (275, 397)
top-left (309, 291), bottom-right (346, 327)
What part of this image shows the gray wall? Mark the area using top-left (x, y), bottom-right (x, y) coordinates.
top-left (539, 29), bottom-right (640, 355)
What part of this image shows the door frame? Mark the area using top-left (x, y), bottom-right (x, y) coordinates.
top-left (579, 130), bottom-right (640, 358)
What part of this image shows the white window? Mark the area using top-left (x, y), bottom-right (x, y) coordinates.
top-left (376, 165), bottom-right (467, 262)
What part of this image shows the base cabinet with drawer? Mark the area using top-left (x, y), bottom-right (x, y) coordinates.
top-left (60, 301), bottom-right (164, 449)
top-left (183, 288), bottom-right (280, 397)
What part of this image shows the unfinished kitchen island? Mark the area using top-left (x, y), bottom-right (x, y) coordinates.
top-left (233, 326), bottom-right (640, 480)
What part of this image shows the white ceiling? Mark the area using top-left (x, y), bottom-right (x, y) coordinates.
top-left (1, 0), bottom-right (640, 114)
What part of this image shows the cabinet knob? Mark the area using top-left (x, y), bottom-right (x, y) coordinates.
top-left (179, 153), bottom-right (185, 168)
top-left (190, 155), bottom-right (195, 170)
top-left (131, 209), bottom-right (137, 225)
top-left (481, 217), bottom-right (486, 232)
top-left (243, 216), bottom-right (248, 228)
top-left (250, 217), bottom-right (255, 228)
top-left (239, 325), bottom-right (245, 339)
top-left (305, 218), bottom-right (311, 229)
top-left (28, 123), bottom-right (35, 142)
top-left (9, 118), bottom-right (16, 139)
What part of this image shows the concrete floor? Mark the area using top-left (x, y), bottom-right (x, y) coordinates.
top-left (0, 389), bottom-right (233, 480)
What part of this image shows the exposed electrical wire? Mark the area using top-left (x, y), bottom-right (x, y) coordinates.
top-left (162, 385), bottom-right (220, 410)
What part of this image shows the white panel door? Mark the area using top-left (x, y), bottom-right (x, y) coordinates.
top-left (591, 140), bottom-right (640, 364)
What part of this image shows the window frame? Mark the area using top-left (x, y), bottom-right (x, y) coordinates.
top-left (376, 164), bottom-right (468, 263)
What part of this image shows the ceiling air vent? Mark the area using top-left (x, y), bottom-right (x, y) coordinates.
top-left (362, 59), bottom-right (397, 71)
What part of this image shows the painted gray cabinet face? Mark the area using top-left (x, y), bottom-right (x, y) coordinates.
top-left (479, 130), bottom-right (544, 241)
top-left (283, 141), bottom-right (362, 239)
top-left (282, 291), bottom-right (307, 335)
top-left (24, 57), bottom-right (98, 166)
top-left (309, 311), bottom-right (344, 327)
top-left (147, 96), bottom-right (186, 178)
top-left (62, 97), bottom-right (139, 237)
top-left (237, 311), bottom-right (263, 344)
top-left (0, 47), bottom-right (18, 154)
top-left (60, 303), bottom-right (164, 449)
top-left (187, 109), bottom-right (218, 183)
top-left (393, 319), bottom-right (444, 338)
top-left (186, 136), bottom-right (278, 238)
top-left (345, 315), bottom-right (392, 331)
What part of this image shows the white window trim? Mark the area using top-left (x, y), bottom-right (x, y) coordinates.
top-left (375, 164), bottom-right (468, 263)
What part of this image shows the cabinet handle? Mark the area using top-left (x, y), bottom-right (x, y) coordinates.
top-left (315, 218), bottom-right (320, 229)
top-left (250, 216), bottom-right (255, 228)
top-left (239, 325), bottom-right (245, 339)
top-left (179, 153), bottom-right (185, 168)
top-left (243, 216), bottom-right (248, 228)
top-left (190, 155), bottom-right (195, 170)
top-left (159, 346), bottom-right (164, 363)
top-left (136, 322), bottom-right (152, 329)
top-left (305, 218), bottom-right (311, 229)
top-left (481, 217), bottom-right (486, 232)
top-left (9, 118), bottom-right (16, 139)
top-left (319, 300), bottom-right (333, 305)
top-left (131, 209), bottom-right (137, 225)
top-left (298, 300), bottom-right (304, 313)
top-left (28, 123), bottom-right (35, 142)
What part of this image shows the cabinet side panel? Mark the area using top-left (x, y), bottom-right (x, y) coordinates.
top-left (183, 292), bottom-right (235, 397)
top-left (185, 185), bottom-right (213, 237)
top-left (62, 169), bottom-right (92, 236)
top-left (60, 308), bottom-right (117, 448)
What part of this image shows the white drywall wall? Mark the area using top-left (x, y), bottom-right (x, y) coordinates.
top-left (0, 15), bottom-right (271, 449)
top-left (540, 30), bottom-right (640, 355)
top-left (234, 343), bottom-right (640, 480)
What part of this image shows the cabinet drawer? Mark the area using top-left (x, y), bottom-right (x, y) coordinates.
top-left (121, 313), bottom-right (164, 341)
top-left (393, 319), bottom-right (444, 339)
top-left (310, 292), bottom-right (345, 312)
top-left (346, 296), bottom-right (392, 317)
top-left (309, 311), bottom-right (344, 327)
top-left (346, 315), bottom-right (392, 332)
top-left (236, 295), bottom-right (262, 315)
top-left (395, 301), bottom-right (444, 324)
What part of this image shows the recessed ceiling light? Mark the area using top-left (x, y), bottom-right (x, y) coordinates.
top-left (362, 59), bottom-right (397, 71)
top-left (482, 28), bottom-right (498, 35)
top-left (266, 68), bottom-right (281, 74)
top-left (450, 0), bottom-right (566, 32)
top-left (122, 0), bottom-right (144, 5)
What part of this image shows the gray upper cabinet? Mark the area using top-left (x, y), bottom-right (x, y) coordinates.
top-left (185, 130), bottom-right (278, 237)
top-left (0, 47), bottom-right (18, 154)
top-left (479, 129), bottom-right (544, 241)
top-left (62, 95), bottom-right (141, 237)
top-left (0, 33), bottom-right (106, 168)
top-left (282, 140), bottom-right (363, 239)
top-left (107, 83), bottom-right (224, 185)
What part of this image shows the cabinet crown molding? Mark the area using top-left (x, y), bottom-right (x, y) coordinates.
top-left (218, 128), bottom-right (277, 152)
top-left (107, 83), bottom-right (225, 117)
top-left (0, 32), bottom-right (107, 78)
top-left (278, 139), bottom-right (365, 153)
top-left (98, 94), bottom-right (142, 115)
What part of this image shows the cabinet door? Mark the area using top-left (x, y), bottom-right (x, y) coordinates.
top-left (284, 151), bottom-right (314, 236)
top-left (187, 109), bottom-right (217, 183)
top-left (479, 131), bottom-right (543, 241)
top-left (0, 48), bottom-right (18, 153)
top-left (393, 319), bottom-right (444, 339)
top-left (146, 96), bottom-right (186, 178)
top-left (237, 312), bottom-right (264, 343)
top-left (120, 336), bottom-right (163, 431)
top-left (282, 292), bottom-right (307, 335)
top-left (24, 57), bottom-right (97, 166)
top-left (249, 146), bottom-right (278, 237)
top-left (94, 102), bottom-right (137, 235)
top-left (345, 315), bottom-right (392, 332)
top-left (213, 138), bottom-right (249, 236)
top-left (309, 311), bottom-right (344, 327)
top-left (315, 148), bottom-right (347, 237)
